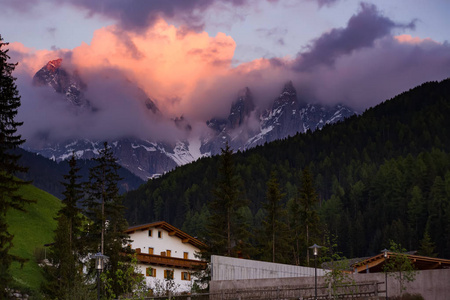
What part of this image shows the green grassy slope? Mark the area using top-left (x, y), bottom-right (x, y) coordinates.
top-left (7, 183), bottom-right (62, 291)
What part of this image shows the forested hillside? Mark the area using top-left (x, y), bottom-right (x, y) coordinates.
top-left (15, 148), bottom-right (144, 198)
top-left (124, 79), bottom-right (450, 260)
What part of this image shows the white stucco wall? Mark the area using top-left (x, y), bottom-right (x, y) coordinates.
top-left (129, 228), bottom-right (199, 259)
top-left (128, 226), bottom-right (202, 293)
top-left (137, 264), bottom-right (193, 292)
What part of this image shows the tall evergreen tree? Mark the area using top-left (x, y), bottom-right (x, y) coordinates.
top-left (298, 167), bottom-right (320, 266)
top-left (417, 231), bottom-right (437, 258)
top-left (261, 171), bottom-right (289, 263)
top-left (0, 35), bottom-right (33, 296)
top-left (42, 154), bottom-right (85, 298)
top-left (83, 142), bottom-right (130, 298)
top-left (207, 142), bottom-right (249, 257)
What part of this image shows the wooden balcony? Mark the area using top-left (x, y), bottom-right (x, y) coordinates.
top-left (135, 253), bottom-right (207, 270)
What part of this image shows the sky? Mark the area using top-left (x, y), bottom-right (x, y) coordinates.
top-left (1, 0), bottom-right (450, 145)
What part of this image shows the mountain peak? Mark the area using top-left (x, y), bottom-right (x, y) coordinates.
top-left (283, 80), bottom-right (295, 93)
top-left (45, 58), bottom-right (63, 73)
top-left (228, 87), bottom-right (255, 129)
top-left (33, 58), bottom-right (90, 109)
top-left (273, 80), bottom-right (297, 110)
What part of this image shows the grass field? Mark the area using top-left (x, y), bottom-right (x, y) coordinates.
top-left (6, 183), bottom-right (62, 292)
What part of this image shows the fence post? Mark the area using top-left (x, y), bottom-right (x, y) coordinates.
top-left (328, 281), bottom-right (332, 299)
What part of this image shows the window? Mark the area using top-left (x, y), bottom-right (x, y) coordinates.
top-left (183, 252), bottom-right (189, 259)
top-left (148, 230), bottom-right (152, 237)
top-left (148, 247), bottom-right (154, 254)
top-left (146, 267), bottom-right (156, 277)
top-left (158, 231), bottom-right (162, 238)
top-left (181, 272), bottom-right (191, 281)
top-left (164, 269), bottom-right (174, 280)
top-left (166, 250), bottom-right (171, 257)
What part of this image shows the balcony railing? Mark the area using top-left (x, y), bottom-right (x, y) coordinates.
top-left (135, 252), bottom-right (207, 270)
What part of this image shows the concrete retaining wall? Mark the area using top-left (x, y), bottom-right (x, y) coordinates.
top-left (211, 255), bottom-right (326, 281)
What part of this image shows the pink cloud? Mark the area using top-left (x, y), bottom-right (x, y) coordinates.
top-left (394, 34), bottom-right (436, 45)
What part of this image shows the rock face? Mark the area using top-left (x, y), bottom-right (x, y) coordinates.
top-left (25, 59), bottom-right (358, 180)
top-left (33, 58), bottom-right (90, 109)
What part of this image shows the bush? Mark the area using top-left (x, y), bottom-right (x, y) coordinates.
top-left (391, 293), bottom-right (424, 300)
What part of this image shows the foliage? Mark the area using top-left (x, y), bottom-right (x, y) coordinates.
top-left (41, 155), bottom-right (85, 299)
top-left (150, 278), bottom-right (180, 298)
top-left (320, 236), bottom-right (356, 299)
top-left (390, 293), bottom-right (424, 300)
top-left (297, 167), bottom-right (320, 266)
top-left (83, 142), bottom-right (130, 298)
top-left (0, 34), bottom-right (34, 296)
top-left (101, 254), bottom-right (148, 300)
top-left (416, 231), bottom-right (437, 257)
top-left (260, 171), bottom-right (290, 263)
top-left (383, 240), bottom-right (417, 296)
top-left (206, 142), bottom-right (250, 257)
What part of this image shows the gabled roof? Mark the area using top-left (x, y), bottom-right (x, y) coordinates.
top-left (352, 252), bottom-right (450, 273)
top-left (125, 221), bottom-right (207, 249)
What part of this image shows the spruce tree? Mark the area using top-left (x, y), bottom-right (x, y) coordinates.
top-left (207, 142), bottom-right (249, 257)
top-left (83, 142), bottom-right (130, 298)
top-left (42, 154), bottom-right (85, 298)
top-left (261, 171), bottom-right (289, 263)
top-left (297, 167), bottom-right (320, 266)
top-left (0, 35), bottom-right (33, 296)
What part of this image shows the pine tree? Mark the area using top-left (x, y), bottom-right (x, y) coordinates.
top-left (261, 171), bottom-right (289, 263)
top-left (42, 154), bottom-right (85, 298)
top-left (83, 142), bottom-right (130, 298)
top-left (417, 231), bottom-right (437, 258)
top-left (207, 142), bottom-right (249, 257)
top-left (0, 35), bottom-right (33, 296)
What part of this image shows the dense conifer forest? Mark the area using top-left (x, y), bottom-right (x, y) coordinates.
top-left (124, 79), bottom-right (450, 262)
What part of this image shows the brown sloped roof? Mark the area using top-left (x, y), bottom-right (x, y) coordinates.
top-left (352, 252), bottom-right (450, 273)
top-left (125, 221), bottom-right (207, 249)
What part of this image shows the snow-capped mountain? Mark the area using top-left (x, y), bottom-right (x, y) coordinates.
top-left (26, 59), bottom-right (358, 180)
top-left (203, 81), bottom-right (356, 152)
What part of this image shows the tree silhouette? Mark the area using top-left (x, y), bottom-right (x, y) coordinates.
top-left (0, 35), bottom-right (33, 296)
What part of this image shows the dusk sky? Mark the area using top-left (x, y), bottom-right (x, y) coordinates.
top-left (1, 0), bottom-right (450, 143)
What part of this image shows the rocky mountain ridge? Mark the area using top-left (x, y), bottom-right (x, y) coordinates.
top-left (26, 59), bottom-right (358, 179)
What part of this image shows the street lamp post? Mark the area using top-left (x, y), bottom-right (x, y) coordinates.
top-left (382, 249), bottom-right (389, 300)
top-left (93, 252), bottom-right (108, 300)
top-left (309, 244), bottom-right (322, 300)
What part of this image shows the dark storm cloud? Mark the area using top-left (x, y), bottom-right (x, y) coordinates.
top-left (3, 0), bottom-right (253, 32)
top-left (291, 36), bottom-right (450, 110)
top-left (293, 3), bottom-right (415, 71)
top-left (54, 0), bottom-right (250, 32)
top-left (314, 0), bottom-right (340, 7)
